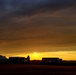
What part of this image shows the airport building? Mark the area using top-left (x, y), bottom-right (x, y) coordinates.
top-left (42, 58), bottom-right (62, 63)
top-left (9, 56), bottom-right (30, 63)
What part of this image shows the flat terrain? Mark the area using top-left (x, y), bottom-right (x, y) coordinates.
top-left (0, 64), bottom-right (76, 75)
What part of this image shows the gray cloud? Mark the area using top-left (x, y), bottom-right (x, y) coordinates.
top-left (0, 0), bottom-right (76, 19)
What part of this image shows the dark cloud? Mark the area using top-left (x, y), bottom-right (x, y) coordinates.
top-left (0, 0), bottom-right (76, 18)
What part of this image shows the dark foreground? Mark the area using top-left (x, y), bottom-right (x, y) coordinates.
top-left (0, 64), bottom-right (76, 75)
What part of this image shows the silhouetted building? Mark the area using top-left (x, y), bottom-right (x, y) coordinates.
top-left (0, 55), bottom-right (8, 63)
top-left (42, 58), bottom-right (62, 63)
top-left (27, 55), bottom-right (30, 62)
top-left (9, 56), bottom-right (30, 63)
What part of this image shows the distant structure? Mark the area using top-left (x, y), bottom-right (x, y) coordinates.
top-left (0, 55), bottom-right (8, 63)
top-left (42, 57), bottom-right (62, 63)
top-left (9, 56), bottom-right (30, 63)
top-left (27, 55), bottom-right (30, 62)
top-left (0, 54), bottom-right (76, 65)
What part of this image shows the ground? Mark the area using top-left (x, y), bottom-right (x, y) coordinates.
top-left (0, 64), bottom-right (76, 75)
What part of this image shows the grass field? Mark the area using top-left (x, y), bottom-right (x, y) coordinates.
top-left (0, 64), bottom-right (76, 75)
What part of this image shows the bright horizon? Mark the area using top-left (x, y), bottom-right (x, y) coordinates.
top-left (3, 51), bottom-right (76, 61)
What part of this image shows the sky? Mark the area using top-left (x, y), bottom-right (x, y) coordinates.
top-left (0, 0), bottom-right (76, 60)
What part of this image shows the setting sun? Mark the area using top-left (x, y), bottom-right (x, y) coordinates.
top-left (34, 52), bottom-right (38, 55)
top-left (33, 52), bottom-right (39, 57)
top-left (32, 52), bottom-right (39, 60)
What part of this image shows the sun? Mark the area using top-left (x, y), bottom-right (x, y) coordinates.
top-left (30, 52), bottom-right (40, 60)
top-left (34, 52), bottom-right (38, 56)
top-left (34, 52), bottom-right (37, 54)
top-left (33, 52), bottom-right (39, 59)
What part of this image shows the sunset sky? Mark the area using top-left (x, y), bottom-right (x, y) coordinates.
top-left (0, 0), bottom-right (76, 60)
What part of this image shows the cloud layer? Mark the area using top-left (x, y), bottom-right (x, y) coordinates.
top-left (0, 0), bottom-right (76, 54)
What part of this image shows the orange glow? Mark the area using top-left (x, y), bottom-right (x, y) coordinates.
top-left (31, 52), bottom-right (39, 60)
top-left (5, 51), bottom-right (76, 60)
top-left (33, 52), bottom-right (38, 56)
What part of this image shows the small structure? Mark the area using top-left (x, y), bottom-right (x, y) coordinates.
top-left (0, 55), bottom-right (8, 63)
top-left (42, 57), bottom-right (62, 63)
top-left (27, 55), bottom-right (30, 62)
